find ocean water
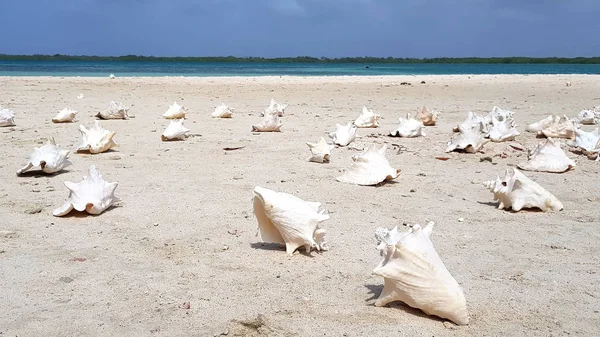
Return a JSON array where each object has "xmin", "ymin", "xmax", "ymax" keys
[{"xmin": 1, "ymin": 60, "xmax": 600, "ymax": 77}]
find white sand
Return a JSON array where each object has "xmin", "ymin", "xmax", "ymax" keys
[{"xmin": 0, "ymin": 75, "xmax": 599, "ymax": 336}]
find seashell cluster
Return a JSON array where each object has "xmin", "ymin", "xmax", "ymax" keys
[
  {"xmin": 76, "ymin": 120, "xmax": 118, "ymax": 154},
  {"xmin": 96, "ymin": 101, "xmax": 130, "ymax": 120},
  {"xmin": 161, "ymin": 119, "xmax": 190, "ymax": 141},
  {"xmin": 329, "ymin": 122, "xmax": 357, "ymax": 146},
  {"xmin": 354, "ymin": 106, "xmax": 381, "ymax": 128},
  {"xmin": 336, "ymin": 144, "xmax": 400, "ymax": 186},
  {"xmin": 52, "ymin": 107, "xmax": 77, "ymax": 123},
  {"xmin": 17, "ymin": 137, "xmax": 72, "ymax": 175},
  {"xmin": 0, "ymin": 108, "xmax": 16, "ymax": 127},
  {"xmin": 163, "ymin": 101, "xmax": 187, "ymax": 119},
  {"xmin": 517, "ymin": 138, "xmax": 575, "ymax": 173},
  {"xmin": 389, "ymin": 113, "xmax": 425, "ymax": 138},
  {"xmin": 306, "ymin": 137, "xmax": 334, "ymax": 163},
  {"xmin": 211, "ymin": 103, "xmax": 234, "ymax": 118}
]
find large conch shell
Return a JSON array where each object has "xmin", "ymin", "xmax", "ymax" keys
[
  {"xmin": 354, "ymin": 106, "xmax": 382, "ymax": 128},
  {"xmin": 0, "ymin": 108, "xmax": 16, "ymax": 127},
  {"xmin": 52, "ymin": 108, "xmax": 77, "ymax": 123},
  {"xmin": 526, "ymin": 115, "xmax": 554, "ymax": 133},
  {"xmin": 211, "ymin": 103, "xmax": 234, "ymax": 118},
  {"xmin": 96, "ymin": 101, "xmax": 130, "ymax": 120},
  {"xmin": 389, "ymin": 113, "xmax": 425, "ymax": 138},
  {"xmin": 538, "ymin": 115, "xmax": 576, "ymax": 139},
  {"xmin": 17, "ymin": 137, "xmax": 72, "ymax": 175},
  {"xmin": 568, "ymin": 128, "xmax": 600, "ymax": 161},
  {"xmin": 76, "ymin": 120, "xmax": 118, "ymax": 154},
  {"xmin": 252, "ymin": 110, "xmax": 282, "ymax": 132},
  {"xmin": 336, "ymin": 144, "xmax": 400, "ymax": 186},
  {"xmin": 482, "ymin": 168, "xmax": 563, "ymax": 212},
  {"xmin": 452, "ymin": 111, "xmax": 490, "ymax": 133},
  {"xmin": 329, "ymin": 122, "xmax": 357, "ymax": 146},
  {"xmin": 573, "ymin": 109, "xmax": 599, "ymax": 125},
  {"xmin": 260, "ymin": 99, "xmax": 287, "ymax": 117},
  {"xmin": 161, "ymin": 119, "xmax": 190, "ymax": 141},
  {"xmin": 446, "ymin": 123, "xmax": 489, "ymax": 153},
  {"xmin": 487, "ymin": 115, "xmax": 520, "ymax": 142},
  {"xmin": 306, "ymin": 137, "xmax": 334, "ymax": 163},
  {"xmin": 373, "ymin": 222, "xmax": 469, "ymax": 325},
  {"xmin": 163, "ymin": 101, "xmax": 187, "ymax": 119},
  {"xmin": 517, "ymin": 138, "xmax": 575, "ymax": 173},
  {"xmin": 53, "ymin": 165, "xmax": 119, "ymax": 217},
  {"xmin": 252, "ymin": 186, "xmax": 329, "ymax": 256},
  {"xmin": 416, "ymin": 106, "xmax": 438, "ymax": 126}
]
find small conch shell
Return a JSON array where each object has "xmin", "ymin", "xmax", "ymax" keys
[
  {"xmin": 77, "ymin": 93, "xmax": 85, "ymax": 99},
  {"xmin": 161, "ymin": 119, "xmax": 190, "ymax": 141},
  {"xmin": 109, "ymin": 74, "xmax": 116, "ymax": 79},
  {"xmin": 260, "ymin": 99, "xmax": 287, "ymax": 117},
  {"xmin": 573, "ymin": 109, "xmax": 599, "ymax": 125},
  {"xmin": 482, "ymin": 168, "xmax": 563, "ymax": 212},
  {"xmin": 336, "ymin": 144, "xmax": 400, "ymax": 186},
  {"xmin": 96, "ymin": 101, "xmax": 130, "ymax": 120},
  {"xmin": 211, "ymin": 103, "xmax": 234, "ymax": 118},
  {"xmin": 568, "ymin": 128, "xmax": 600, "ymax": 161},
  {"xmin": 446, "ymin": 123, "xmax": 489, "ymax": 153},
  {"xmin": 517, "ymin": 138, "xmax": 575, "ymax": 173},
  {"xmin": 0, "ymin": 108, "xmax": 16, "ymax": 127},
  {"xmin": 251, "ymin": 110, "xmax": 282, "ymax": 132},
  {"xmin": 52, "ymin": 108, "xmax": 77, "ymax": 123},
  {"xmin": 163, "ymin": 102, "xmax": 187, "ymax": 119},
  {"xmin": 329, "ymin": 122, "xmax": 357, "ymax": 146},
  {"xmin": 526, "ymin": 115, "xmax": 554, "ymax": 133},
  {"xmin": 17, "ymin": 137, "xmax": 72, "ymax": 175},
  {"xmin": 52, "ymin": 165, "xmax": 119, "ymax": 217},
  {"xmin": 252, "ymin": 186, "xmax": 330, "ymax": 256},
  {"xmin": 416, "ymin": 106, "xmax": 438, "ymax": 126},
  {"xmin": 538, "ymin": 115, "xmax": 576, "ymax": 139},
  {"xmin": 354, "ymin": 106, "xmax": 381, "ymax": 128},
  {"xmin": 76, "ymin": 120, "xmax": 118, "ymax": 154},
  {"xmin": 306, "ymin": 137, "xmax": 334, "ymax": 163},
  {"xmin": 389, "ymin": 113, "xmax": 425, "ymax": 138},
  {"xmin": 452, "ymin": 111, "xmax": 490, "ymax": 133},
  {"xmin": 487, "ymin": 115, "xmax": 520, "ymax": 142},
  {"xmin": 373, "ymin": 222, "xmax": 469, "ymax": 325}
]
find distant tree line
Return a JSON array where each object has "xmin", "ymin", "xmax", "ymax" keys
[{"xmin": 1, "ymin": 54, "xmax": 600, "ymax": 64}]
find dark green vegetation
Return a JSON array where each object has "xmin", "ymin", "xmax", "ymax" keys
[{"xmin": 1, "ymin": 54, "xmax": 600, "ymax": 64}]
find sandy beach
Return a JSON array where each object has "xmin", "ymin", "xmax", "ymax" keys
[{"xmin": 1, "ymin": 74, "xmax": 599, "ymax": 337}]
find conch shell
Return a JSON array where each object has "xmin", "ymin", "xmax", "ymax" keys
[
  {"xmin": 482, "ymin": 168, "xmax": 563, "ymax": 212},
  {"xmin": 17, "ymin": 137, "xmax": 72, "ymax": 175},
  {"xmin": 109, "ymin": 74, "xmax": 116, "ymax": 79},
  {"xmin": 252, "ymin": 110, "xmax": 282, "ymax": 132},
  {"xmin": 389, "ymin": 113, "xmax": 425, "ymax": 138},
  {"xmin": 568, "ymin": 128, "xmax": 600, "ymax": 161},
  {"xmin": 306, "ymin": 137, "xmax": 334, "ymax": 163},
  {"xmin": 52, "ymin": 108, "xmax": 77, "ymax": 123},
  {"xmin": 446, "ymin": 123, "xmax": 489, "ymax": 153},
  {"xmin": 252, "ymin": 186, "xmax": 329, "ymax": 256},
  {"xmin": 490, "ymin": 106, "xmax": 514, "ymax": 121},
  {"xmin": 573, "ymin": 109, "xmax": 599, "ymax": 125},
  {"xmin": 260, "ymin": 99, "xmax": 287, "ymax": 117},
  {"xmin": 77, "ymin": 93, "xmax": 85, "ymax": 99},
  {"xmin": 354, "ymin": 106, "xmax": 381, "ymax": 128},
  {"xmin": 336, "ymin": 144, "xmax": 400, "ymax": 186},
  {"xmin": 211, "ymin": 103, "xmax": 234, "ymax": 118},
  {"xmin": 163, "ymin": 101, "xmax": 187, "ymax": 119},
  {"xmin": 487, "ymin": 115, "xmax": 520, "ymax": 142},
  {"xmin": 373, "ymin": 222, "xmax": 469, "ymax": 325},
  {"xmin": 329, "ymin": 122, "xmax": 357, "ymax": 146},
  {"xmin": 416, "ymin": 106, "xmax": 438, "ymax": 126},
  {"xmin": 76, "ymin": 120, "xmax": 118, "ymax": 154},
  {"xmin": 538, "ymin": 115, "xmax": 576, "ymax": 139},
  {"xmin": 452, "ymin": 111, "xmax": 490, "ymax": 133},
  {"xmin": 161, "ymin": 119, "xmax": 190, "ymax": 141},
  {"xmin": 96, "ymin": 101, "xmax": 130, "ymax": 120},
  {"xmin": 517, "ymin": 138, "xmax": 575, "ymax": 173},
  {"xmin": 0, "ymin": 108, "xmax": 16, "ymax": 127},
  {"xmin": 526, "ymin": 115, "xmax": 554, "ymax": 133},
  {"xmin": 53, "ymin": 165, "xmax": 119, "ymax": 217}
]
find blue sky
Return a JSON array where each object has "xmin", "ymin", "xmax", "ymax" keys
[{"xmin": 1, "ymin": 0, "xmax": 599, "ymax": 58}]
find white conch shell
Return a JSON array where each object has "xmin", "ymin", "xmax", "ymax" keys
[
  {"xmin": 452, "ymin": 111, "xmax": 490, "ymax": 133},
  {"xmin": 416, "ymin": 106, "xmax": 438, "ymax": 126},
  {"xmin": 490, "ymin": 106, "xmax": 514, "ymax": 121},
  {"xmin": 17, "ymin": 137, "xmax": 72, "ymax": 175},
  {"xmin": 445, "ymin": 123, "xmax": 489, "ymax": 153},
  {"xmin": 251, "ymin": 110, "xmax": 282, "ymax": 132},
  {"xmin": 306, "ymin": 137, "xmax": 334, "ymax": 163},
  {"xmin": 373, "ymin": 222, "xmax": 469, "ymax": 325},
  {"xmin": 252, "ymin": 186, "xmax": 329, "ymax": 256},
  {"xmin": 211, "ymin": 103, "xmax": 234, "ymax": 118},
  {"xmin": 76, "ymin": 120, "xmax": 118, "ymax": 154},
  {"xmin": 96, "ymin": 101, "xmax": 130, "ymax": 120},
  {"xmin": 260, "ymin": 99, "xmax": 287, "ymax": 117},
  {"xmin": 161, "ymin": 119, "xmax": 190, "ymax": 141},
  {"xmin": 487, "ymin": 115, "xmax": 520, "ymax": 142},
  {"xmin": 538, "ymin": 115, "xmax": 576, "ymax": 139},
  {"xmin": 482, "ymin": 168, "xmax": 563, "ymax": 212},
  {"xmin": 0, "ymin": 108, "xmax": 16, "ymax": 127},
  {"xmin": 573, "ymin": 109, "xmax": 599, "ymax": 125},
  {"xmin": 109, "ymin": 74, "xmax": 116, "ymax": 79},
  {"xmin": 526, "ymin": 115, "xmax": 554, "ymax": 133},
  {"xmin": 329, "ymin": 122, "xmax": 357, "ymax": 146},
  {"xmin": 77, "ymin": 93, "xmax": 85, "ymax": 99},
  {"xmin": 336, "ymin": 144, "xmax": 400, "ymax": 186},
  {"xmin": 354, "ymin": 106, "xmax": 381, "ymax": 128},
  {"xmin": 568, "ymin": 128, "xmax": 600, "ymax": 161},
  {"xmin": 52, "ymin": 165, "xmax": 119, "ymax": 217},
  {"xmin": 163, "ymin": 101, "xmax": 187, "ymax": 119},
  {"xmin": 52, "ymin": 108, "xmax": 77, "ymax": 123},
  {"xmin": 389, "ymin": 113, "xmax": 425, "ymax": 138},
  {"xmin": 517, "ymin": 138, "xmax": 575, "ymax": 173}
]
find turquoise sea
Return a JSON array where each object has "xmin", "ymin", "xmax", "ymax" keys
[{"xmin": 1, "ymin": 60, "xmax": 600, "ymax": 77}]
